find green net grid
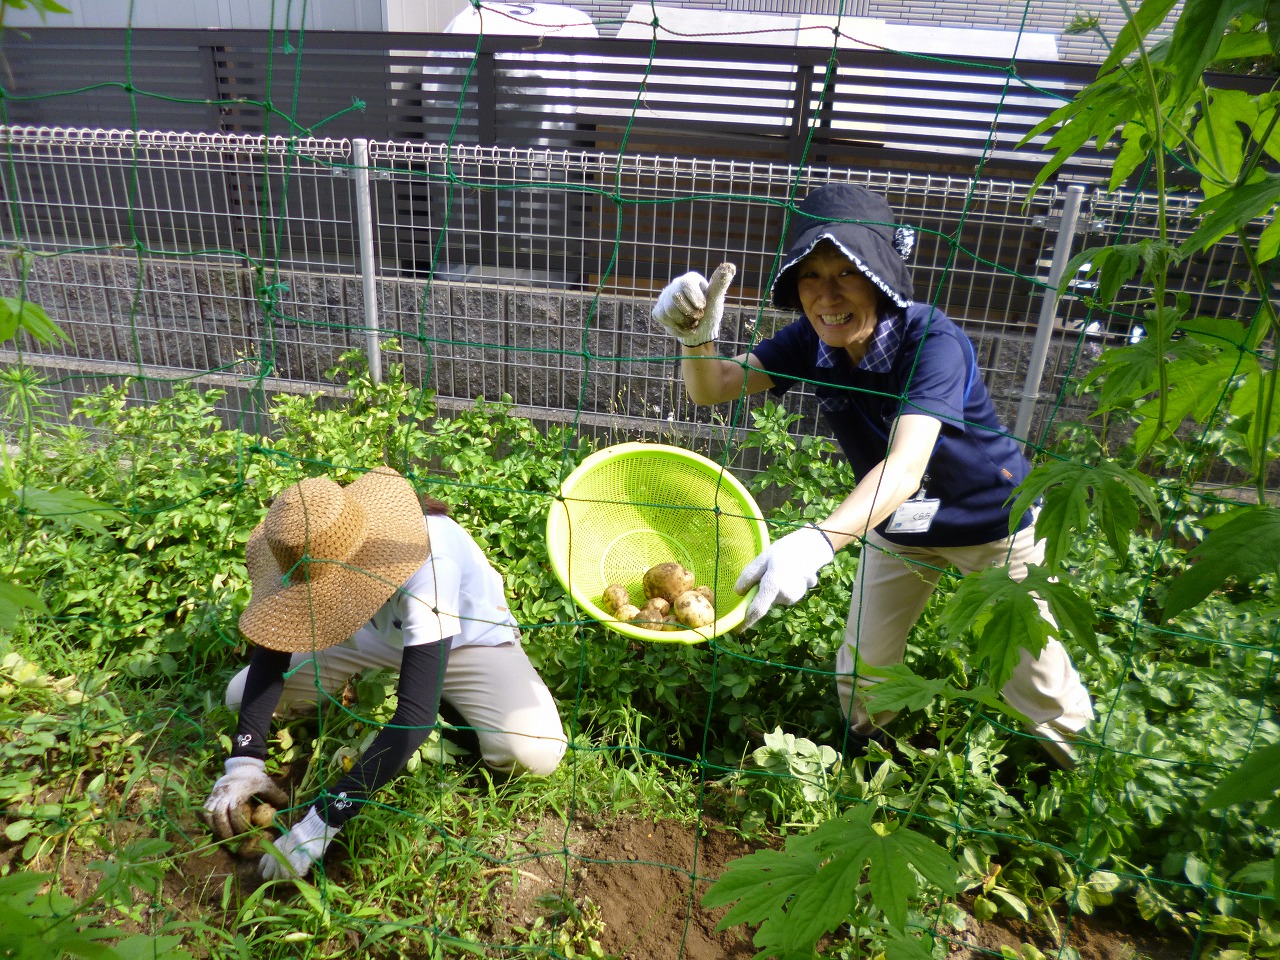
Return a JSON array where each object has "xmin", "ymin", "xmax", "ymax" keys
[{"xmin": 0, "ymin": 3, "xmax": 1277, "ymax": 958}]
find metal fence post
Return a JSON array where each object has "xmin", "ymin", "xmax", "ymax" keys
[
  {"xmin": 1013, "ymin": 182, "xmax": 1086, "ymax": 450},
  {"xmin": 352, "ymin": 138, "xmax": 381, "ymax": 385}
]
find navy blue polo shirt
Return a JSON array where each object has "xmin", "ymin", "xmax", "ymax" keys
[{"xmin": 752, "ymin": 304, "xmax": 1032, "ymax": 547}]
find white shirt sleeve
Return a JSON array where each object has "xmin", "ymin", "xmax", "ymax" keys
[{"xmin": 396, "ymin": 554, "xmax": 464, "ymax": 647}]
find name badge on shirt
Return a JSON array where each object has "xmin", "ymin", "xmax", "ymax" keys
[{"xmin": 886, "ymin": 483, "xmax": 939, "ymax": 535}]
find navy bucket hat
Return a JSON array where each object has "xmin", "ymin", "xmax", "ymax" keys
[{"xmin": 770, "ymin": 183, "xmax": 916, "ymax": 312}]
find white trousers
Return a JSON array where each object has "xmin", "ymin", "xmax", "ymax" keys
[
  {"xmin": 838, "ymin": 523, "xmax": 1094, "ymax": 736},
  {"xmin": 225, "ymin": 637, "xmax": 568, "ymax": 777}
]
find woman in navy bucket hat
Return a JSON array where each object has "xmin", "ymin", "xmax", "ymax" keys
[{"xmin": 650, "ymin": 182, "xmax": 1093, "ymax": 769}]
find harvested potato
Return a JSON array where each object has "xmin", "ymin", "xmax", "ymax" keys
[
  {"xmin": 634, "ymin": 598, "xmax": 671, "ymax": 629},
  {"xmin": 673, "ymin": 589, "xmax": 716, "ymax": 628},
  {"xmin": 643, "ymin": 562, "xmax": 695, "ymax": 603},
  {"xmin": 615, "ymin": 603, "xmax": 641, "ymax": 622},
  {"xmin": 251, "ymin": 803, "xmax": 277, "ymax": 829},
  {"xmin": 600, "ymin": 583, "xmax": 631, "ymax": 614},
  {"xmin": 695, "ymin": 584, "xmax": 715, "ymax": 604},
  {"xmin": 661, "ymin": 616, "xmax": 684, "ymax": 631},
  {"xmin": 238, "ymin": 836, "xmax": 264, "ymax": 859}
]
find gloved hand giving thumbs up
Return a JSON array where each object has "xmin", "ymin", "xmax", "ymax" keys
[{"xmin": 651, "ymin": 263, "xmax": 737, "ymax": 347}]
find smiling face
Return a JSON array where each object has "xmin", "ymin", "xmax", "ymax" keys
[{"xmin": 794, "ymin": 240, "xmax": 883, "ymax": 362}]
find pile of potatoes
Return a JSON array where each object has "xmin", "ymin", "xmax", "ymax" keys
[
  {"xmin": 234, "ymin": 801, "xmax": 278, "ymax": 858},
  {"xmin": 599, "ymin": 561, "xmax": 717, "ymax": 631}
]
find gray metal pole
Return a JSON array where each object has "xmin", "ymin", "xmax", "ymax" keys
[
  {"xmin": 1013, "ymin": 183, "xmax": 1086, "ymax": 450},
  {"xmin": 352, "ymin": 138, "xmax": 381, "ymax": 385}
]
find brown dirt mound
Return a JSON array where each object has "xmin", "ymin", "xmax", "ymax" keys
[{"xmin": 10, "ymin": 805, "xmax": 1196, "ymax": 960}]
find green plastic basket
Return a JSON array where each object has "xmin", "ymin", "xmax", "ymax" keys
[{"xmin": 546, "ymin": 442, "xmax": 770, "ymax": 643}]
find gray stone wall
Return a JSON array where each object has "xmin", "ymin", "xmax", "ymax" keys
[{"xmin": 6, "ymin": 252, "xmax": 1096, "ymax": 463}]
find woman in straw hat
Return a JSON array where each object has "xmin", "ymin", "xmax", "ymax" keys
[
  {"xmin": 650, "ymin": 182, "xmax": 1093, "ymax": 770},
  {"xmin": 202, "ymin": 466, "xmax": 567, "ymax": 880}
]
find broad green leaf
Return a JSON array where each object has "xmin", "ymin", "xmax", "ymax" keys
[
  {"xmin": 792, "ymin": 808, "xmax": 959, "ymax": 933},
  {"xmin": 854, "ymin": 663, "xmax": 948, "ymax": 715},
  {"xmin": 1098, "ymin": 0, "xmax": 1180, "ymax": 76},
  {"xmin": 1166, "ymin": 0, "xmax": 1259, "ymax": 105},
  {"xmin": 0, "ymin": 296, "xmax": 69, "ymax": 345},
  {"xmin": 1256, "ymin": 215, "xmax": 1280, "ymax": 263},
  {"xmin": 0, "ymin": 580, "xmax": 48, "ymax": 630},
  {"xmin": 1110, "ymin": 121, "xmax": 1155, "ymax": 191},
  {"xmin": 112, "ymin": 934, "xmax": 193, "ymax": 960},
  {"xmin": 1019, "ymin": 78, "xmax": 1143, "ymax": 194},
  {"xmin": 1129, "ymin": 352, "xmax": 1244, "ymax": 449},
  {"xmin": 885, "ymin": 929, "xmax": 938, "ymax": 960},
  {"xmin": 1090, "ymin": 242, "xmax": 1145, "ymax": 309},
  {"xmin": 943, "ymin": 566, "xmax": 1098, "ymax": 688},
  {"xmin": 1192, "ymin": 89, "xmax": 1254, "ymax": 196},
  {"xmin": 1180, "ymin": 174, "xmax": 1280, "ymax": 255},
  {"xmin": 1164, "ymin": 506, "xmax": 1280, "ymax": 618},
  {"xmin": 707, "ymin": 808, "xmax": 959, "ymax": 953},
  {"xmin": 705, "ymin": 844, "xmax": 850, "ymax": 954},
  {"xmin": 1204, "ymin": 741, "xmax": 1280, "ymax": 809},
  {"xmin": 1229, "ymin": 369, "xmax": 1280, "ymax": 478},
  {"xmin": 1214, "ymin": 30, "xmax": 1274, "ymax": 62},
  {"xmin": 15, "ymin": 486, "xmax": 116, "ymax": 536},
  {"xmin": 1007, "ymin": 459, "xmax": 1156, "ymax": 569},
  {"xmin": 950, "ymin": 684, "xmax": 1030, "ymax": 724},
  {"xmin": 1178, "ymin": 314, "xmax": 1252, "ymax": 350},
  {"xmin": 1080, "ymin": 340, "xmax": 1162, "ymax": 413}
]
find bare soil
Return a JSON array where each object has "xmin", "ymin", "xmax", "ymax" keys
[
  {"xmin": 13, "ymin": 805, "xmax": 1196, "ymax": 960},
  {"xmin": 479, "ymin": 814, "xmax": 1196, "ymax": 960}
]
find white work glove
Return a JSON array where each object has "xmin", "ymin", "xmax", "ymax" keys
[
  {"xmin": 734, "ymin": 524, "xmax": 836, "ymax": 629},
  {"xmin": 651, "ymin": 262, "xmax": 737, "ymax": 346},
  {"xmin": 202, "ymin": 756, "xmax": 290, "ymax": 840},
  {"xmin": 259, "ymin": 807, "xmax": 341, "ymax": 881}
]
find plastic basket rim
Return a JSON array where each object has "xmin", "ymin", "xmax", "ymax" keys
[{"xmin": 547, "ymin": 442, "xmax": 769, "ymax": 644}]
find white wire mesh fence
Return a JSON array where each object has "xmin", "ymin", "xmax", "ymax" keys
[{"xmin": 0, "ymin": 126, "xmax": 1261, "ymax": 473}]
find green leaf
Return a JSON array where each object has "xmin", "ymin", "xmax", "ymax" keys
[
  {"xmin": 1007, "ymin": 459, "xmax": 1156, "ymax": 569},
  {"xmin": 1230, "ymin": 369, "xmax": 1280, "ymax": 478},
  {"xmin": 942, "ymin": 567, "xmax": 1098, "ymax": 688},
  {"xmin": 855, "ymin": 663, "xmax": 948, "ymax": 716},
  {"xmin": 1079, "ymin": 339, "xmax": 1162, "ymax": 413},
  {"xmin": 1110, "ymin": 121, "xmax": 1155, "ymax": 191},
  {"xmin": 1097, "ymin": 0, "xmax": 1180, "ymax": 76},
  {"xmin": 885, "ymin": 929, "xmax": 939, "ymax": 960},
  {"xmin": 0, "ymin": 296, "xmax": 69, "ymax": 345},
  {"xmin": 0, "ymin": 580, "xmax": 48, "ymax": 629},
  {"xmin": 706, "ymin": 807, "xmax": 958, "ymax": 952},
  {"xmin": 1180, "ymin": 174, "xmax": 1280, "ymax": 255},
  {"xmin": 1214, "ymin": 30, "xmax": 1274, "ymax": 61},
  {"xmin": 1018, "ymin": 77, "xmax": 1142, "ymax": 194},
  {"xmin": 15, "ymin": 486, "xmax": 116, "ymax": 536},
  {"xmin": 1164, "ymin": 506, "xmax": 1280, "ymax": 618},
  {"xmin": 1255, "ymin": 209, "xmax": 1280, "ymax": 263},
  {"xmin": 1204, "ymin": 741, "xmax": 1280, "ymax": 809},
  {"xmin": 1129, "ymin": 350, "xmax": 1245, "ymax": 449},
  {"xmin": 1061, "ymin": 238, "xmax": 1177, "ymax": 311},
  {"xmin": 1166, "ymin": 0, "xmax": 1260, "ymax": 104},
  {"xmin": 1192, "ymin": 89, "xmax": 1254, "ymax": 196}
]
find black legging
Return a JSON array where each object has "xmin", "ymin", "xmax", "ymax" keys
[{"xmin": 229, "ymin": 639, "xmax": 453, "ymax": 827}]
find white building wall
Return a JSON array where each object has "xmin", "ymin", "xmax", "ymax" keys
[
  {"xmin": 12, "ymin": 0, "xmax": 1181, "ymax": 63},
  {"xmin": 2, "ymin": 0, "xmax": 464, "ymax": 30}
]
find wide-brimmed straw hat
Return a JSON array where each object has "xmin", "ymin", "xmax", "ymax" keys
[
  {"xmin": 770, "ymin": 182, "xmax": 916, "ymax": 312},
  {"xmin": 239, "ymin": 467, "xmax": 430, "ymax": 653}
]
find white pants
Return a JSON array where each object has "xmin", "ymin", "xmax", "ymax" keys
[
  {"xmin": 225, "ymin": 637, "xmax": 568, "ymax": 777},
  {"xmin": 839, "ymin": 523, "xmax": 1094, "ymax": 736}
]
